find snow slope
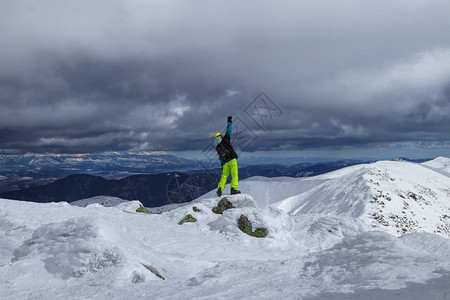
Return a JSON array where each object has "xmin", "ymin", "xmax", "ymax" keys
[
  {"xmin": 422, "ymin": 156, "xmax": 450, "ymax": 176},
  {"xmin": 273, "ymin": 160, "xmax": 450, "ymax": 237},
  {"xmin": 196, "ymin": 175, "xmax": 329, "ymax": 207},
  {"xmin": 1, "ymin": 158, "xmax": 450, "ymax": 299}
]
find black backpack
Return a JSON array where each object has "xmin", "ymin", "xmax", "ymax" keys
[{"xmin": 216, "ymin": 143, "xmax": 232, "ymax": 162}]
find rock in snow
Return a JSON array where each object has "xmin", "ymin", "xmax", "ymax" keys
[{"xmin": 1, "ymin": 158, "xmax": 450, "ymax": 299}]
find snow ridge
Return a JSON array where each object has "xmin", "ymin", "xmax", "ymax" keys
[{"xmin": 273, "ymin": 160, "xmax": 450, "ymax": 238}]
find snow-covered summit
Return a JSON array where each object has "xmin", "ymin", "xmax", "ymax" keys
[
  {"xmin": 422, "ymin": 156, "xmax": 450, "ymax": 175},
  {"xmin": 423, "ymin": 156, "xmax": 450, "ymax": 168},
  {"xmin": 1, "ymin": 158, "xmax": 450, "ymax": 299},
  {"xmin": 273, "ymin": 160, "xmax": 450, "ymax": 237},
  {"xmin": 205, "ymin": 159, "xmax": 449, "ymax": 238}
]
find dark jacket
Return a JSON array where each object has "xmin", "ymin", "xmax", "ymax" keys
[{"xmin": 216, "ymin": 121, "xmax": 238, "ymax": 166}]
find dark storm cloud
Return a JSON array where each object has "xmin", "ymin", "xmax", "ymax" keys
[{"xmin": 1, "ymin": 0, "xmax": 450, "ymax": 154}]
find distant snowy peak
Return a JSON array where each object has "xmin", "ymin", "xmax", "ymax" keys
[
  {"xmin": 274, "ymin": 160, "xmax": 450, "ymax": 238},
  {"xmin": 422, "ymin": 156, "xmax": 450, "ymax": 167},
  {"xmin": 422, "ymin": 156, "xmax": 450, "ymax": 175}
]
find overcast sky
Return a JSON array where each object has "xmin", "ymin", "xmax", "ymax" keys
[{"xmin": 1, "ymin": 0, "xmax": 450, "ymax": 159}]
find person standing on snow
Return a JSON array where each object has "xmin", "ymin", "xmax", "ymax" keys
[{"xmin": 214, "ymin": 116, "xmax": 241, "ymax": 197}]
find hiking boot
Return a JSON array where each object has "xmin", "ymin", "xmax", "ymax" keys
[
  {"xmin": 230, "ymin": 188, "xmax": 241, "ymax": 195},
  {"xmin": 216, "ymin": 188, "xmax": 222, "ymax": 197}
]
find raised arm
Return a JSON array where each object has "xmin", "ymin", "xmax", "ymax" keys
[{"xmin": 226, "ymin": 116, "xmax": 232, "ymax": 137}]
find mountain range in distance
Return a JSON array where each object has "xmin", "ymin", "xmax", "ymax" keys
[
  {"xmin": 0, "ymin": 152, "xmax": 432, "ymax": 208},
  {"xmin": 0, "ymin": 161, "xmax": 374, "ymax": 207},
  {"xmin": 0, "ymin": 172, "xmax": 219, "ymax": 208},
  {"xmin": 0, "ymin": 152, "xmax": 198, "ymax": 193},
  {"xmin": 0, "ymin": 151, "xmax": 430, "ymax": 195}
]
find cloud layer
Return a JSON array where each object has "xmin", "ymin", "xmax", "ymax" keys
[{"xmin": 1, "ymin": 0, "xmax": 450, "ymax": 154}]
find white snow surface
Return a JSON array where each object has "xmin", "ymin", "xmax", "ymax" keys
[
  {"xmin": 70, "ymin": 196, "xmax": 130, "ymax": 207},
  {"xmin": 1, "ymin": 158, "xmax": 450, "ymax": 299},
  {"xmin": 273, "ymin": 160, "xmax": 450, "ymax": 238},
  {"xmin": 422, "ymin": 156, "xmax": 450, "ymax": 176}
]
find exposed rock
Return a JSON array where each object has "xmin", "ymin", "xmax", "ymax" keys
[
  {"xmin": 136, "ymin": 204, "xmax": 150, "ymax": 214},
  {"xmin": 252, "ymin": 228, "xmax": 269, "ymax": 238},
  {"xmin": 192, "ymin": 206, "xmax": 201, "ymax": 213},
  {"xmin": 141, "ymin": 263, "xmax": 165, "ymax": 280},
  {"xmin": 238, "ymin": 214, "xmax": 253, "ymax": 233},
  {"xmin": 212, "ymin": 198, "xmax": 235, "ymax": 214},
  {"xmin": 238, "ymin": 215, "xmax": 268, "ymax": 238},
  {"xmin": 131, "ymin": 271, "xmax": 145, "ymax": 283},
  {"xmin": 178, "ymin": 214, "xmax": 197, "ymax": 225}
]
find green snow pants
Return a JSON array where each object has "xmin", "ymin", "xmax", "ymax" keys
[{"xmin": 218, "ymin": 158, "xmax": 238, "ymax": 192}]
